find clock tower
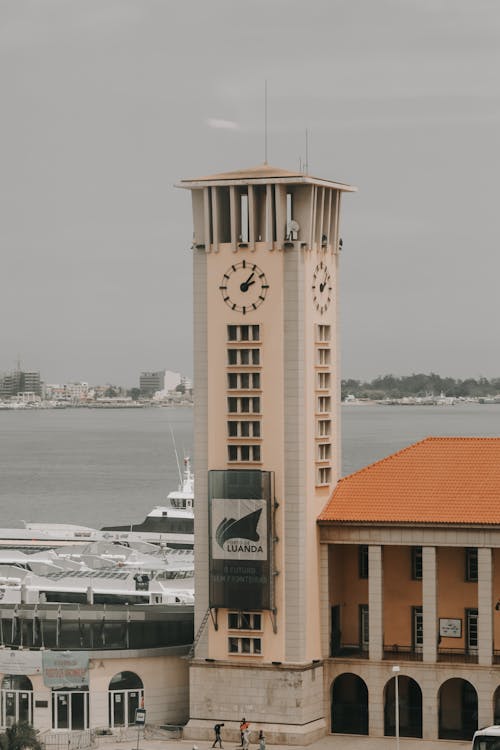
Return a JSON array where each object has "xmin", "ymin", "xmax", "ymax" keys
[{"xmin": 177, "ymin": 164, "xmax": 354, "ymax": 744}]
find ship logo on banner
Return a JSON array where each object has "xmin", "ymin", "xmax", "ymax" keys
[
  {"xmin": 211, "ymin": 499, "xmax": 267, "ymax": 560},
  {"xmin": 216, "ymin": 507, "xmax": 262, "ymax": 549}
]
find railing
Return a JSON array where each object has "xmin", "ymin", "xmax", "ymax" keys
[
  {"xmin": 40, "ymin": 730, "xmax": 95, "ymax": 750},
  {"xmin": 437, "ymin": 647, "xmax": 478, "ymax": 664},
  {"xmin": 383, "ymin": 644, "xmax": 423, "ymax": 662},
  {"xmin": 330, "ymin": 643, "xmax": 369, "ymax": 659}
]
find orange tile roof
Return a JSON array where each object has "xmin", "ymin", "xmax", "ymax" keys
[{"xmin": 318, "ymin": 437, "xmax": 500, "ymax": 526}]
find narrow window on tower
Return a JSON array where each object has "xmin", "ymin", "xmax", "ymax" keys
[
  {"xmin": 227, "ymin": 421, "xmax": 238, "ymax": 437},
  {"xmin": 318, "ymin": 348, "xmax": 331, "ymax": 366},
  {"xmin": 240, "ymin": 193, "xmax": 249, "ymax": 243}
]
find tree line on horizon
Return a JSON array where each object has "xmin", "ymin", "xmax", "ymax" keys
[{"xmin": 341, "ymin": 373, "xmax": 500, "ymax": 401}]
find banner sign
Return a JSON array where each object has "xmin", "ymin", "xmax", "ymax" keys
[
  {"xmin": 439, "ymin": 618, "xmax": 462, "ymax": 638},
  {"xmin": 209, "ymin": 470, "xmax": 273, "ymax": 610},
  {"xmin": 42, "ymin": 651, "xmax": 89, "ymax": 688},
  {"xmin": 0, "ymin": 649, "xmax": 42, "ymax": 675}
]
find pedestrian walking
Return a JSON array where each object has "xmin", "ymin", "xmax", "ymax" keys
[
  {"xmin": 242, "ymin": 727, "xmax": 249, "ymax": 750},
  {"xmin": 258, "ymin": 730, "xmax": 265, "ymax": 750},
  {"xmin": 212, "ymin": 722, "xmax": 224, "ymax": 749},
  {"xmin": 239, "ymin": 718, "xmax": 249, "ymax": 747}
]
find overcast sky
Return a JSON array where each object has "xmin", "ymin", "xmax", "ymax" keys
[{"xmin": 1, "ymin": 0, "xmax": 499, "ymax": 386}]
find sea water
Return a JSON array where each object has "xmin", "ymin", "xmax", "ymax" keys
[{"xmin": 0, "ymin": 403, "xmax": 499, "ymax": 528}]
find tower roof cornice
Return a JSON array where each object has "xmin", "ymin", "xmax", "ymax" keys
[{"xmin": 176, "ymin": 163, "xmax": 356, "ymax": 191}]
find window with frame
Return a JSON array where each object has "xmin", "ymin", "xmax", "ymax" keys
[
  {"xmin": 466, "ymin": 608, "xmax": 478, "ymax": 651},
  {"xmin": 317, "ymin": 419, "xmax": 331, "ymax": 437},
  {"xmin": 228, "ymin": 444, "xmax": 261, "ymax": 462},
  {"xmin": 317, "ymin": 442, "xmax": 331, "ymax": 461},
  {"xmin": 411, "ymin": 547, "xmax": 423, "ymax": 580},
  {"xmin": 466, "ymin": 548, "xmax": 478, "ymax": 582},
  {"xmin": 228, "ymin": 636, "xmax": 262, "ymax": 655},
  {"xmin": 317, "ymin": 324, "xmax": 331, "ymax": 342},
  {"xmin": 227, "ymin": 397, "xmax": 261, "ymax": 414},
  {"xmin": 228, "ymin": 612, "xmax": 262, "ymax": 630},
  {"xmin": 358, "ymin": 545, "xmax": 368, "ymax": 579},
  {"xmin": 317, "ymin": 396, "xmax": 331, "ymax": 413},
  {"xmin": 227, "ymin": 421, "xmax": 261, "ymax": 438},
  {"xmin": 227, "ymin": 325, "xmax": 260, "ymax": 342},
  {"xmin": 317, "ymin": 466, "xmax": 331, "ymax": 485},
  {"xmin": 317, "ymin": 372, "xmax": 331, "ymax": 390},
  {"xmin": 412, "ymin": 606, "xmax": 423, "ymax": 650},
  {"xmin": 317, "ymin": 348, "xmax": 331, "ymax": 366},
  {"xmin": 227, "ymin": 349, "xmax": 260, "ymax": 366},
  {"xmin": 359, "ymin": 604, "xmax": 369, "ymax": 650},
  {"xmin": 227, "ymin": 373, "xmax": 261, "ymax": 390}
]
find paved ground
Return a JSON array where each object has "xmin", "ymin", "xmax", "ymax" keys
[{"xmin": 97, "ymin": 734, "xmax": 470, "ymax": 750}]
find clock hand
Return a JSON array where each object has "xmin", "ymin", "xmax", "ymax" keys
[{"xmin": 240, "ymin": 273, "xmax": 256, "ymax": 293}]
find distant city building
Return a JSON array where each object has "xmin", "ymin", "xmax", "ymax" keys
[
  {"xmin": 139, "ymin": 370, "xmax": 184, "ymax": 397},
  {"xmin": 0, "ymin": 370, "xmax": 41, "ymax": 398},
  {"xmin": 139, "ymin": 370, "xmax": 166, "ymax": 397},
  {"xmin": 46, "ymin": 382, "xmax": 90, "ymax": 402},
  {"xmin": 164, "ymin": 370, "xmax": 182, "ymax": 392}
]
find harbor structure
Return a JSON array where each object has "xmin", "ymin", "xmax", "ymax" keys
[{"xmin": 177, "ymin": 163, "xmax": 355, "ymax": 743}]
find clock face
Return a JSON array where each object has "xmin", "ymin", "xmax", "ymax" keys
[
  {"xmin": 219, "ymin": 260, "xmax": 269, "ymax": 314},
  {"xmin": 312, "ymin": 261, "xmax": 333, "ymax": 314}
]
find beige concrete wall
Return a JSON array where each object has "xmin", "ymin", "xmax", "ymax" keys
[
  {"xmin": 383, "ymin": 546, "xmax": 422, "ymax": 646},
  {"xmin": 186, "ymin": 661, "xmax": 326, "ymax": 744},
  {"xmin": 437, "ymin": 547, "xmax": 477, "ymax": 652},
  {"xmin": 0, "ymin": 652, "xmax": 189, "ymax": 732},
  {"xmin": 329, "ymin": 544, "xmax": 368, "ymax": 646}
]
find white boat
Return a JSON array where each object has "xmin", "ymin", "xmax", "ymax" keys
[
  {"xmin": 1, "ymin": 458, "xmax": 195, "ymax": 549},
  {"xmin": 101, "ymin": 456, "xmax": 194, "ymax": 547},
  {"xmin": 0, "ymin": 539, "xmax": 194, "ymax": 607}
]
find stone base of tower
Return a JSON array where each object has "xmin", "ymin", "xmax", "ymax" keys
[{"xmin": 183, "ymin": 660, "xmax": 327, "ymax": 746}]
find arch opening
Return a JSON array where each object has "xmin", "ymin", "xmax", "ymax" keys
[{"xmin": 331, "ymin": 673, "xmax": 368, "ymax": 735}]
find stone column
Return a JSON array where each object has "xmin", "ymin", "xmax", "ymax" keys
[
  {"xmin": 421, "ymin": 546, "xmax": 437, "ymax": 740},
  {"xmin": 422, "ymin": 546, "xmax": 437, "ymax": 663},
  {"xmin": 478, "ymin": 547, "xmax": 493, "ymax": 668},
  {"xmin": 319, "ymin": 542, "xmax": 330, "ymax": 658},
  {"xmin": 368, "ymin": 545, "xmax": 383, "ymax": 661}
]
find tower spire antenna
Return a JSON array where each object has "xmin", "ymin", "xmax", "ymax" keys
[
  {"xmin": 264, "ymin": 80, "xmax": 268, "ymax": 165},
  {"xmin": 305, "ymin": 128, "xmax": 309, "ymax": 175}
]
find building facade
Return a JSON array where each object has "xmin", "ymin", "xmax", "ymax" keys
[
  {"xmin": 0, "ymin": 370, "xmax": 41, "ymax": 398},
  {"xmin": 177, "ymin": 164, "xmax": 354, "ymax": 743},
  {"xmin": 139, "ymin": 371, "xmax": 166, "ymax": 397},
  {"xmin": 319, "ymin": 437, "xmax": 500, "ymax": 742}
]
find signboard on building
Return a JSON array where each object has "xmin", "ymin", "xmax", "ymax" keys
[
  {"xmin": 209, "ymin": 470, "xmax": 273, "ymax": 610},
  {"xmin": 42, "ymin": 651, "xmax": 89, "ymax": 688},
  {"xmin": 439, "ymin": 618, "xmax": 462, "ymax": 638},
  {"xmin": 0, "ymin": 649, "xmax": 42, "ymax": 675}
]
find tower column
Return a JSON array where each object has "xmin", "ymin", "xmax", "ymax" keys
[{"xmin": 178, "ymin": 163, "xmax": 354, "ymax": 745}]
